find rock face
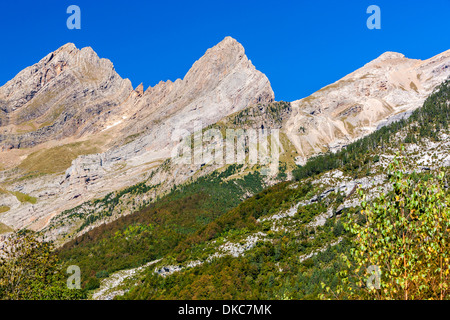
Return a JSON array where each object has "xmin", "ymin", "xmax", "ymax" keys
[
  {"xmin": 0, "ymin": 43, "xmax": 133, "ymax": 150},
  {"xmin": 0, "ymin": 36, "xmax": 274, "ymax": 233},
  {"xmin": 285, "ymin": 49, "xmax": 450, "ymax": 164},
  {"xmin": 115, "ymin": 36, "xmax": 275, "ymax": 155}
]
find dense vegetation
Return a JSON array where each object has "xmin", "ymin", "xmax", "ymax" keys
[
  {"xmin": 58, "ymin": 165, "xmax": 265, "ymax": 289},
  {"xmin": 122, "ymin": 237, "xmax": 352, "ymax": 300},
  {"xmin": 120, "ymin": 80, "xmax": 450, "ymax": 300},
  {"xmin": 170, "ymin": 180, "xmax": 315, "ymax": 263},
  {"xmin": 0, "ymin": 231, "xmax": 86, "ymax": 300},
  {"xmin": 121, "ymin": 160, "xmax": 450, "ymax": 300},
  {"xmin": 121, "ymin": 180, "xmax": 350, "ymax": 300},
  {"xmin": 327, "ymin": 155, "xmax": 450, "ymax": 300}
]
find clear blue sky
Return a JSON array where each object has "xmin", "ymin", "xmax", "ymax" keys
[{"xmin": 0, "ymin": 0, "xmax": 449, "ymax": 102}]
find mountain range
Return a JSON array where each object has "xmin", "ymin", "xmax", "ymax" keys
[{"xmin": 0, "ymin": 38, "xmax": 450, "ymax": 299}]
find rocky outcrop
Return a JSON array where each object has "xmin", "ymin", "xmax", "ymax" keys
[
  {"xmin": 112, "ymin": 36, "xmax": 275, "ymax": 155},
  {"xmin": 92, "ymin": 259, "xmax": 161, "ymax": 300}
]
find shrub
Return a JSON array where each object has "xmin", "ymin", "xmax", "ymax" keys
[{"xmin": 95, "ymin": 270, "xmax": 109, "ymax": 279}]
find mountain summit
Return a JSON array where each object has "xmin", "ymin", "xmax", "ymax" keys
[
  {"xmin": 285, "ymin": 49, "xmax": 450, "ymax": 164},
  {"xmin": 0, "ymin": 43, "xmax": 133, "ymax": 149}
]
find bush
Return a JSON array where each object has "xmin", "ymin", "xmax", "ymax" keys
[
  {"xmin": 333, "ymin": 220, "xmax": 344, "ymax": 237},
  {"xmin": 84, "ymin": 277, "xmax": 100, "ymax": 291},
  {"xmin": 95, "ymin": 270, "xmax": 109, "ymax": 279}
]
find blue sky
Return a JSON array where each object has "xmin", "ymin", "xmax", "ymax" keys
[{"xmin": 0, "ymin": 0, "xmax": 449, "ymax": 102}]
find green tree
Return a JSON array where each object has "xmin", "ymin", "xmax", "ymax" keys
[
  {"xmin": 0, "ymin": 231, "xmax": 86, "ymax": 300},
  {"xmin": 327, "ymin": 155, "xmax": 450, "ymax": 299}
]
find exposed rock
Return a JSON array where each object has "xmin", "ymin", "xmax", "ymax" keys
[
  {"xmin": 0, "ymin": 37, "xmax": 274, "ymax": 235},
  {"xmin": 92, "ymin": 259, "xmax": 161, "ymax": 300},
  {"xmin": 0, "ymin": 43, "xmax": 133, "ymax": 149},
  {"xmin": 285, "ymin": 49, "xmax": 450, "ymax": 164},
  {"xmin": 298, "ymin": 237, "xmax": 343, "ymax": 263}
]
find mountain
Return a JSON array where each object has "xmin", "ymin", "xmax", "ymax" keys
[
  {"xmin": 286, "ymin": 49, "xmax": 450, "ymax": 164},
  {"xmin": 0, "ymin": 43, "xmax": 133, "ymax": 150},
  {"xmin": 64, "ymin": 79, "xmax": 450, "ymax": 300},
  {"xmin": 0, "ymin": 37, "xmax": 449, "ymax": 247},
  {"xmin": 0, "ymin": 37, "xmax": 274, "ymax": 234}
]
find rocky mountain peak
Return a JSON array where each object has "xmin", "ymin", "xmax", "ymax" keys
[
  {"xmin": 134, "ymin": 83, "xmax": 144, "ymax": 97},
  {"xmin": 209, "ymin": 36, "xmax": 244, "ymax": 53},
  {"xmin": 213, "ymin": 36, "xmax": 245, "ymax": 60},
  {"xmin": 128, "ymin": 36, "xmax": 274, "ymax": 138},
  {"xmin": 182, "ymin": 36, "xmax": 258, "ymax": 92},
  {"xmin": 0, "ymin": 42, "xmax": 133, "ymax": 149}
]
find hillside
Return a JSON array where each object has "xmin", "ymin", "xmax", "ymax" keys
[
  {"xmin": 1, "ymin": 37, "xmax": 449, "ymax": 300},
  {"xmin": 57, "ymin": 79, "xmax": 450, "ymax": 299},
  {"xmin": 118, "ymin": 80, "xmax": 450, "ymax": 300}
]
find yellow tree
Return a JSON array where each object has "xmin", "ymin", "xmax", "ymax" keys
[{"xmin": 324, "ymin": 155, "xmax": 450, "ymax": 299}]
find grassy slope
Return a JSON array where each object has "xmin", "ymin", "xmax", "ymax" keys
[
  {"xmin": 0, "ymin": 222, "xmax": 13, "ymax": 234},
  {"xmin": 18, "ymin": 141, "xmax": 102, "ymax": 175}
]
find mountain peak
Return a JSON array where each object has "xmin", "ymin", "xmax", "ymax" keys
[
  {"xmin": 182, "ymin": 36, "xmax": 266, "ymax": 92},
  {"xmin": 58, "ymin": 42, "xmax": 77, "ymax": 50},
  {"xmin": 216, "ymin": 36, "xmax": 243, "ymax": 49},
  {"xmin": 0, "ymin": 41, "xmax": 133, "ymax": 149},
  {"xmin": 200, "ymin": 36, "xmax": 246, "ymax": 62},
  {"xmin": 374, "ymin": 51, "xmax": 406, "ymax": 62}
]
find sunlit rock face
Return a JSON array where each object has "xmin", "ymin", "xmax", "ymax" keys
[{"xmin": 285, "ymin": 49, "xmax": 450, "ymax": 164}]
